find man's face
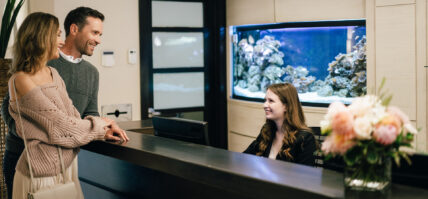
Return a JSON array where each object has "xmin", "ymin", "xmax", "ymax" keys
[{"xmin": 74, "ymin": 17, "xmax": 103, "ymax": 56}]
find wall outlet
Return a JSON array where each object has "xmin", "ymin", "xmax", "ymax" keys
[{"xmin": 101, "ymin": 103, "xmax": 132, "ymax": 122}]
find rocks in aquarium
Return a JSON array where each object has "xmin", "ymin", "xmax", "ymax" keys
[
  {"xmin": 247, "ymin": 74, "xmax": 261, "ymax": 92},
  {"xmin": 309, "ymin": 80, "xmax": 325, "ymax": 92},
  {"xmin": 283, "ymin": 76, "xmax": 294, "ymax": 84},
  {"xmin": 248, "ymin": 35, "xmax": 255, "ymax": 44},
  {"xmin": 321, "ymin": 35, "xmax": 367, "ymax": 97},
  {"xmin": 327, "ymin": 76, "xmax": 350, "ymax": 89},
  {"xmin": 261, "ymin": 77, "xmax": 270, "ymax": 92},
  {"xmin": 248, "ymin": 65, "xmax": 261, "ymax": 77},
  {"xmin": 295, "ymin": 66, "xmax": 309, "ymax": 78},
  {"xmin": 233, "ymin": 35, "xmax": 285, "ymax": 92},
  {"xmin": 317, "ymin": 85, "xmax": 333, "ymax": 97},
  {"xmin": 268, "ymin": 52, "xmax": 284, "ymax": 66},
  {"xmin": 293, "ymin": 76, "xmax": 316, "ymax": 93},
  {"xmin": 238, "ymin": 80, "xmax": 247, "ymax": 88},
  {"xmin": 334, "ymin": 89, "xmax": 348, "ymax": 98},
  {"xmin": 284, "ymin": 65, "xmax": 295, "ymax": 77},
  {"xmin": 234, "ymin": 64, "xmax": 245, "ymax": 78},
  {"xmin": 264, "ymin": 65, "xmax": 286, "ymax": 81},
  {"xmin": 283, "ymin": 65, "xmax": 315, "ymax": 93}
]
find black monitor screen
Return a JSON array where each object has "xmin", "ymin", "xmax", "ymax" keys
[{"xmin": 152, "ymin": 116, "xmax": 209, "ymax": 146}]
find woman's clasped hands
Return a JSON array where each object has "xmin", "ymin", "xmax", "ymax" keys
[{"xmin": 102, "ymin": 118, "xmax": 130, "ymax": 142}]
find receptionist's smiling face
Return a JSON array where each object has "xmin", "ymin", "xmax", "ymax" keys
[{"xmin": 264, "ymin": 89, "xmax": 286, "ymax": 122}]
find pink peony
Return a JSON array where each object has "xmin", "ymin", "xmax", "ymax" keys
[
  {"xmin": 331, "ymin": 110, "xmax": 355, "ymax": 139},
  {"xmin": 373, "ymin": 124, "xmax": 399, "ymax": 145},
  {"xmin": 378, "ymin": 114, "xmax": 401, "ymax": 132},
  {"xmin": 321, "ymin": 133, "xmax": 356, "ymax": 155}
]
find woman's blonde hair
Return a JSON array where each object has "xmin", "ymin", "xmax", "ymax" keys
[
  {"xmin": 257, "ymin": 83, "xmax": 311, "ymax": 159},
  {"xmin": 9, "ymin": 12, "xmax": 59, "ymax": 74}
]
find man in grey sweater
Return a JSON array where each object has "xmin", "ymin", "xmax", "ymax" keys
[{"xmin": 1, "ymin": 7, "xmax": 128, "ymax": 199}]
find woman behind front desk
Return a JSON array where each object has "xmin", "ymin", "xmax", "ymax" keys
[
  {"xmin": 244, "ymin": 83, "xmax": 316, "ymax": 166},
  {"xmin": 8, "ymin": 12, "xmax": 128, "ymax": 199}
]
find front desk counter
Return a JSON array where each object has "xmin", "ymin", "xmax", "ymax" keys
[{"xmin": 78, "ymin": 121, "xmax": 428, "ymax": 199}]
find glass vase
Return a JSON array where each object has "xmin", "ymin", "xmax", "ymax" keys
[{"xmin": 344, "ymin": 157, "xmax": 392, "ymax": 191}]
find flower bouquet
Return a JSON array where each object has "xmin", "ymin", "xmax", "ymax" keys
[{"xmin": 320, "ymin": 82, "xmax": 418, "ymax": 191}]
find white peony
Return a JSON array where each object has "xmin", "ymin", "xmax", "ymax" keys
[
  {"xmin": 320, "ymin": 119, "xmax": 331, "ymax": 133},
  {"xmin": 348, "ymin": 95, "xmax": 378, "ymax": 118},
  {"xmin": 403, "ymin": 123, "xmax": 418, "ymax": 135},
  {"xmin": 353, "ymin": 116, "xmax": 373, "ymax": 139},
  {"xmin": 371, "ymin": 103, "xmax": 387, "ymax": 124}
]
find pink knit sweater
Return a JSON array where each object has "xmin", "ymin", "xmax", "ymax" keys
[{"xmin": 9, "ymin": 67, "xmax": 107, "ymax": 177}]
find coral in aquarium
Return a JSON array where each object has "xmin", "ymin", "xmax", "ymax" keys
[
  {"xmin": 318, "ymin": 36, "xmax": 367, "ymax": 97},
  {"xmin": 233, "ymin": 35, "xmax": 286, "ymax": 92},
  {"xmin": 233, "ymin": 31, "xmax": 367, "ymax": 102},
  {"xmin": 283, "ymin": 65, "xmax": 316, "ymax": 93}
]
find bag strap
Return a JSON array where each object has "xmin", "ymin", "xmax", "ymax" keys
[{"xmin": 12, "ymin": 77, "xmax": 68, "ymax": 193}]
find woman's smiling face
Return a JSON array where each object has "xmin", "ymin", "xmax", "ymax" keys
[{"xmin": 264, "ymin": 89, "xmax": 286, "ymax": 123}]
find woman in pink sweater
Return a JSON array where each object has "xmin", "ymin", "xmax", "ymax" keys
[{"xmin": 7, "ymin": 12, "xmax": 129, "ymax": 199}]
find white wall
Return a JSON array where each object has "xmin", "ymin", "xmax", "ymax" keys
[{"xmin": 28, "ymin": 0, "xmax": 141, "ymax": 120}]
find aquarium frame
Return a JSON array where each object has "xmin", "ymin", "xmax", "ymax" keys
[
  {"xmin": 233, "ymin": 19, "xmax": 365, "ymax": 32},
  {"xmin": 231, "ymin": 19, "xmax": 366, "ymax": 108}
]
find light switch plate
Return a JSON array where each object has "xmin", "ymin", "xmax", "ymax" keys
[
  {"xmin": 102, "ymin": 51, "xmax": 115, "ymax": 67},
  {"xmin": 101, "ymin": 103, "xmax": 132, "ymax": 122},
  {"xmin": 128, "ymin": 49, "xmax": 137, "ymax": 65}
]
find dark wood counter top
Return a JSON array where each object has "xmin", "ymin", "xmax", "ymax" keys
[
  {"xmin": 81, "ymin": 130, "xmax": 428, "ymax": 199},
  {"xmin": 117, "ymin": 120, "xmax": 154, "ymax": 134}
]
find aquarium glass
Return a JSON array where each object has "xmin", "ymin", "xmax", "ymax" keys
[{"xmin": 231, "ymin": 20, "xmax": 367, "ymax": 106}]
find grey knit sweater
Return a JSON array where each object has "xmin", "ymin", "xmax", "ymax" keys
[
  {"xmin": 49, "ymin": 56, "xmax": 100, "ymax": 118},
  {"xmin": 9, "ymin": 67, "xmax": 107, "ymax": 177}
]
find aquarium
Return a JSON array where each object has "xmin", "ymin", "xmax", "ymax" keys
[{"xmin": 231, "ymin": 20, "xmax": 367, "ymax": 106}]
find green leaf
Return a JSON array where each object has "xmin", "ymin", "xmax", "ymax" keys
[
  {"xmin": 0, "ymin": 0, "xmax": 25, "ymax": 58},
  {"xmin": 324, "ymin": 153, "xmax": 333, "ymax": 161},
  {"xmin": 395, "ymin": 133, "xmax": 403, "ymax": 144},
  {"xmin": 367, "ymin": 149, "xmax": 379, "ymax": 164},
  {"xmin": 406, "ymin": 133, "xmax": 414, "ymax": 141},
  {"xmin": 377, "ymin": 77, "xmax": 386, "ymax": 95},
  {"xmin": 392, "ymin": 152, "xmax": 400, "ymax": 167},
  {"xmin": 362, "ymin": 145, "xmax": 368, "ymax": 156},
  {"xmin": 321, "ymin": 128, "xmax": 331, "ymax": 135},
  {"xmin": 399, "ymin": 152, "xmax": 412, "ymax": 166},
  {"xmin": 381, "ymin": 94, "xmax": 393, "ymax": 106},
  {"xmin": 344, "ymin": 147, "xmax": 362, "ymax": 166}
]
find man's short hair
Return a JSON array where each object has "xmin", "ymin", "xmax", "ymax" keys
[{"xmin": 64, "ymin": 7, "xmax": 104, "ymax": 36}]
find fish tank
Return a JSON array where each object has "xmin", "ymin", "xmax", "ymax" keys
[{"xmin": 231, "ymin": 20, "xmax": 367, "ymax": 107}]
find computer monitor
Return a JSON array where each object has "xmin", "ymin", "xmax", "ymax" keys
[{"xmin": 152, "ymin": 116, "xmax": 209, "ymax": 145}]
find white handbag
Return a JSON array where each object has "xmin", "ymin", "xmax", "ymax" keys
[{"xmin": 13, "ymin": 78, "xmax": 78, "ymax": 199}]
